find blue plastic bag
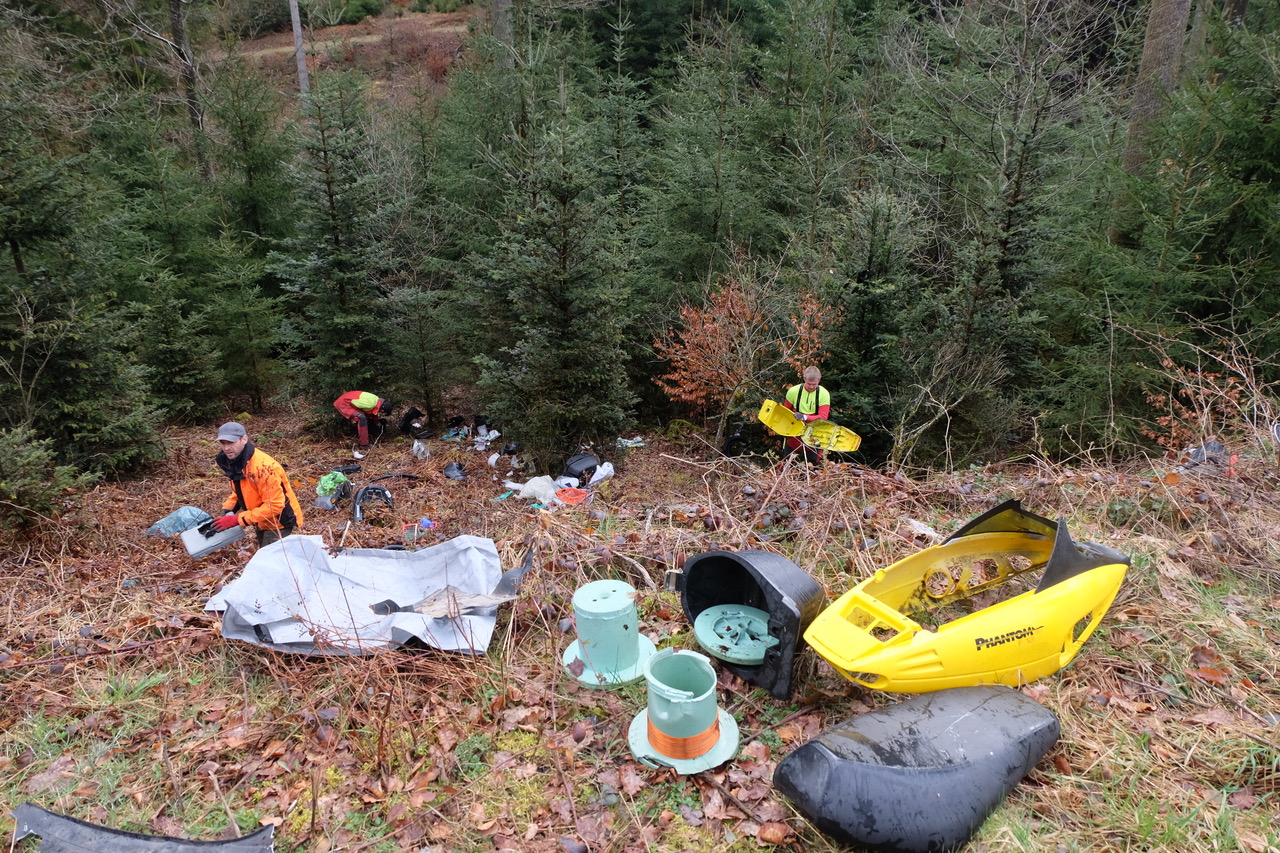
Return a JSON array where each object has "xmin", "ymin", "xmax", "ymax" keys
[{"xmin": 147, "ymin": 506, "xmax": 213, "ymax": 538}]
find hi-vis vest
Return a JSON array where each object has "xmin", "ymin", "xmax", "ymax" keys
[
  {"xmin": 786, "ymin": 384, "xmax": 829, "ymax": 416},
  {"xmin": 351, "ymin": 391, "xmax": 381, "ymax": 412}
]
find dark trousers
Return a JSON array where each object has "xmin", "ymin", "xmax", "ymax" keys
[{"xmin": 257, "ymin": 526, "xmax": 295, "ymax": 547}]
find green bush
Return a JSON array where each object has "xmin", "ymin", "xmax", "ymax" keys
[
  {"xmin": 411, "ymin": 0, "xmax": 462, "ymax": 12},
  {"xmin": 341, "ymin": 0, "xmax": 386, "ymax": 24},
  {"xmin": 0, "ymin": 427, "xmax": 99, "ymax": 534}
]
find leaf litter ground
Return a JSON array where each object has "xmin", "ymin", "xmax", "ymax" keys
[{"xmin": 3, "ymin": 409, "xmax": 1280, "ymax": 852}]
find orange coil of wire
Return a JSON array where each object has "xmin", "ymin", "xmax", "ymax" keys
[{"xmin": 646, "ymin": 718, "xmax": 721, "ymax": 760}]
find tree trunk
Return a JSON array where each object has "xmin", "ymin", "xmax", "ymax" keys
[
  {"xmin": 1110, "ymin": 0, "xmax": 1192, "ymax": 246},
  {"xmin": 1119, "ymin": 0, "xmax": 1192, "ymax": 179},
  {"xmin": 492, "ymin": 0, "xmax": 513, "ymax": 70},
  {"xmin": 167, "ymin": 0, "xmax": 212, "ymax": 182},
  {"xmin": 289, "ymin": 0, "xmax": 310, "ymax": 96}
]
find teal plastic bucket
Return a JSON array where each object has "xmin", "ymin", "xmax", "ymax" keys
[
  {"xmin": 628, "ymin": 648, "xmax": 740, "ymax": 773},
  {"xmin": 645, "ymin": 649, "xmax": 718, "ymax": 740},
  {"xmin": 562, "ymin": 579, "xmax": 655, "ymax": 688}
]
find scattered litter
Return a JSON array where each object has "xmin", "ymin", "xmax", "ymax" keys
[
  {"xmin": 205, "ymin": 535, "xmax": 514, "ymax": 655},
  {"xmin": 563, "ymin": 453, "xmax": 599, "ymax": 485},
  {"xmin": 628, "ymin": 648, "xmax": 739, "ymax": 774},
  {"xmin": 402, "ymin": 517, "xmax": 436, "ymax": 544},
  {"xmin": 680, "ymin": 549, "xmax": 824, "ymax": 698},
  {"xmin": 472, "ymin": 426, "xmax": 501, "ymax": 452},
  {"xmin": 504, "ymin": 475, "xmax": 560, "ymax": 505},
  {"xmin": 367, "ymin": 473, "xmax": 420, "ymax": 484},
  {"xmin": 588, "ymin": 461, "xmax": 615, "ymax": 486},
  {"xmin": 556, "ymin": 487, "xmax": 590, "ymax": 506},
  {"xmin": 352, "ymin": 447, "xmax": 366, "ymax": 460},
  {"xmin": 351, "ymin": 484, "xmax": 394, "ymax": 522},
  {"xmin": 316, "ymin": 471, "xmax": 350, "ymax": 495},
  {"xmin": 903, "ymin": 517, "xmax": 941, "ymax": 542},
  {"xmin": 1174, "ymin": 437, "xmax": 1236, "ymax": 476},
  {"xmin": 146, "ymin": 506, "xmax": 211, "ymax": 538},
  {"xmin": 11, "ymin": 802, "xmax": 275, "ymax": 852},
  {"xmin": 563, "ymin": 579, "xmax": 655, "ymax": 688},
  {"xmin": 412, "ymin": 439, "xmax": 430, "ymax": 460},
  {"xmin": 555, "ymin": 475, "xmax": 580, "ymax": 490},
  {"xmin": 805, "ymin": 500, "xmax": 1130, "ymax": 692},
  {"xmin": 314, "ymin": 471, "xmax": 353, "ymax": 510},
  {"xmin": 368, "ymin": 547, "xmax": 533, "ymax": 618},
  {"xmin": 443, "ymin": 462, "xmax": 467, "ymax": 481},
  {"xmin": 398, "ymin": 406, "xmax": 425, "ymax": 434},
  {"xmin": 490, "ymin": 490, "xmax": 515, "ymax": 501},
  {"xmin": 180, "ymin": 517, "xmax": 245, "ymax": 559},
  {"xmin": 1186, "ymin": 438, "xmax": 1227, "ymax": 465},
  {"xmin": 616, "ymin": 436, "xmax": 646, "ymax": 449},
  {"xmin": 774, "ymin": 686, "xmax": 1059, "ymax": 852},
  {"xmin": 441, "ymin": 415, "xmax": 470, "ymax": 441}
]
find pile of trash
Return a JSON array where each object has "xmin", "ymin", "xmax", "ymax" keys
[{"xmin": 501, "ymin": 452, "xmax": 615, "ymax": 508}]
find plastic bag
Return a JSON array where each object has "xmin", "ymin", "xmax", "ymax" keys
[
  {"xmin": 503, "ymin": 475, "xmax": 560, "ymax": 505},
  {"xmin": 147, "ymin": 506, "xmax": 213, "ymax": 538},
  {"xmin": 316, "ymin": 471, "xmax": 350, "ymax": 496}
]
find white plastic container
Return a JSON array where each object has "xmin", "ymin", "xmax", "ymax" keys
[{"xmin": 181, "ymin": 519, "xmax": 245, "ymax": 558}]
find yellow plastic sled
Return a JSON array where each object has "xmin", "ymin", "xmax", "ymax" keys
[
  {"xmin": 804, "ymin": 500, "xmax": 1130, "ymax": 693},
  {"xmin": 757, "ymin": 400, "xmax": 862, "ymax": 453}
]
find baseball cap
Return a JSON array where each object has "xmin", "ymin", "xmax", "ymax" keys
[{"xmin": 216, "ymin": 422, "xmax": 247, "ymax": 441}]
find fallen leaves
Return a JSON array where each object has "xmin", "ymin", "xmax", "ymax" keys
[
  {"xmin": 756, "ymin": 821, "xmax": 793, "ymax": 845},
  {"xmin": 25, "ymin": 755, "xmax": 77, "ymax": 794}
]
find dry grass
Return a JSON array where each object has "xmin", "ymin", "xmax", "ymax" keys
[{"xmin": 3, "ymin": 408, "xmax": 1280, "ymax": 852}]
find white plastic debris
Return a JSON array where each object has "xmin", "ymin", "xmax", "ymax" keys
[
  {"xmin": 588, "ymin": 461, "xmax": 615, "ymax": 486},
  {"xmin": 503, "ymin": 475, "xmax": 561, "ymax": 505},
  {"xmin": 206, "ymin": 535, "xmax": 506, "ymax": 655}
]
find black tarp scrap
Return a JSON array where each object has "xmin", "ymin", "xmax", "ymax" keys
[{"xmin": 11, "ymin": 803, "xmax": 275, "ymax": 853}]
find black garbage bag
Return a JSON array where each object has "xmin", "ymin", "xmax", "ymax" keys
[{"xmin": 563, "ymin": 453, "xmax": 598, "ymax": 485}]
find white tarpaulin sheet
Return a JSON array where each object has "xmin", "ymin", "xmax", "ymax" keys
[{"xmin": 205, "ymin": 534, "xmax": 505, "ymax": 655}]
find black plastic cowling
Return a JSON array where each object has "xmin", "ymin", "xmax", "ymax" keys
[{"xmin": 679, "ymin": 549, "xmax": 825, "ymax": 699}]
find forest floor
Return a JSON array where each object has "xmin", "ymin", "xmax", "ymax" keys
[
  {"xmin": 231, "ymin": 4, "xmax": 483, "ymax": 104},
  {"xmin": 3, "ymin": 406, "xmax": 1280, "ymax": 852}
]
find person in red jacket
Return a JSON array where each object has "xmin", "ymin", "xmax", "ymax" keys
[
  {"xmin": 333, "ymin": 391, "xmax": 394, "ymax": 449},
  {"xmin": 209, "ymin": 422, "xmax": 304, "ymax": 547},
  {"xmin": 781, "ymin": 366, "xmax": 831, "ymax": 464}
]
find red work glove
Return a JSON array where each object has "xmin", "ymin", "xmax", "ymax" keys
[{"xmin": 212, "ymin": 513, "xmax": 240, "ymax": 531}]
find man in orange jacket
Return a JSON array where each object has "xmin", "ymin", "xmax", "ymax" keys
[{"xmin": 210, "ymin": 422, "xmax": 304, "ymax": 547}]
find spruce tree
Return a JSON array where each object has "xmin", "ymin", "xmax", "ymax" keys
[
  {"xmin": 207, "ymin": 60, "xmax": 299, "ymax": 254},
  {"xmin": 466, "ymin": 77, "xmax": 636, "ymax": 471},
  {"xmin": 270, "ymin": 70, "xmax": 390, "ymax": 409},
  {"xmin": 0, "ymin": 12, "xmax": 164, "ymax": 474}
]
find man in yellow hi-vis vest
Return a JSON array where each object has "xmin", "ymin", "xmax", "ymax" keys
[{"xmin": 781, "ymin": 366, "xmax": 830, "ymax": 463}]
